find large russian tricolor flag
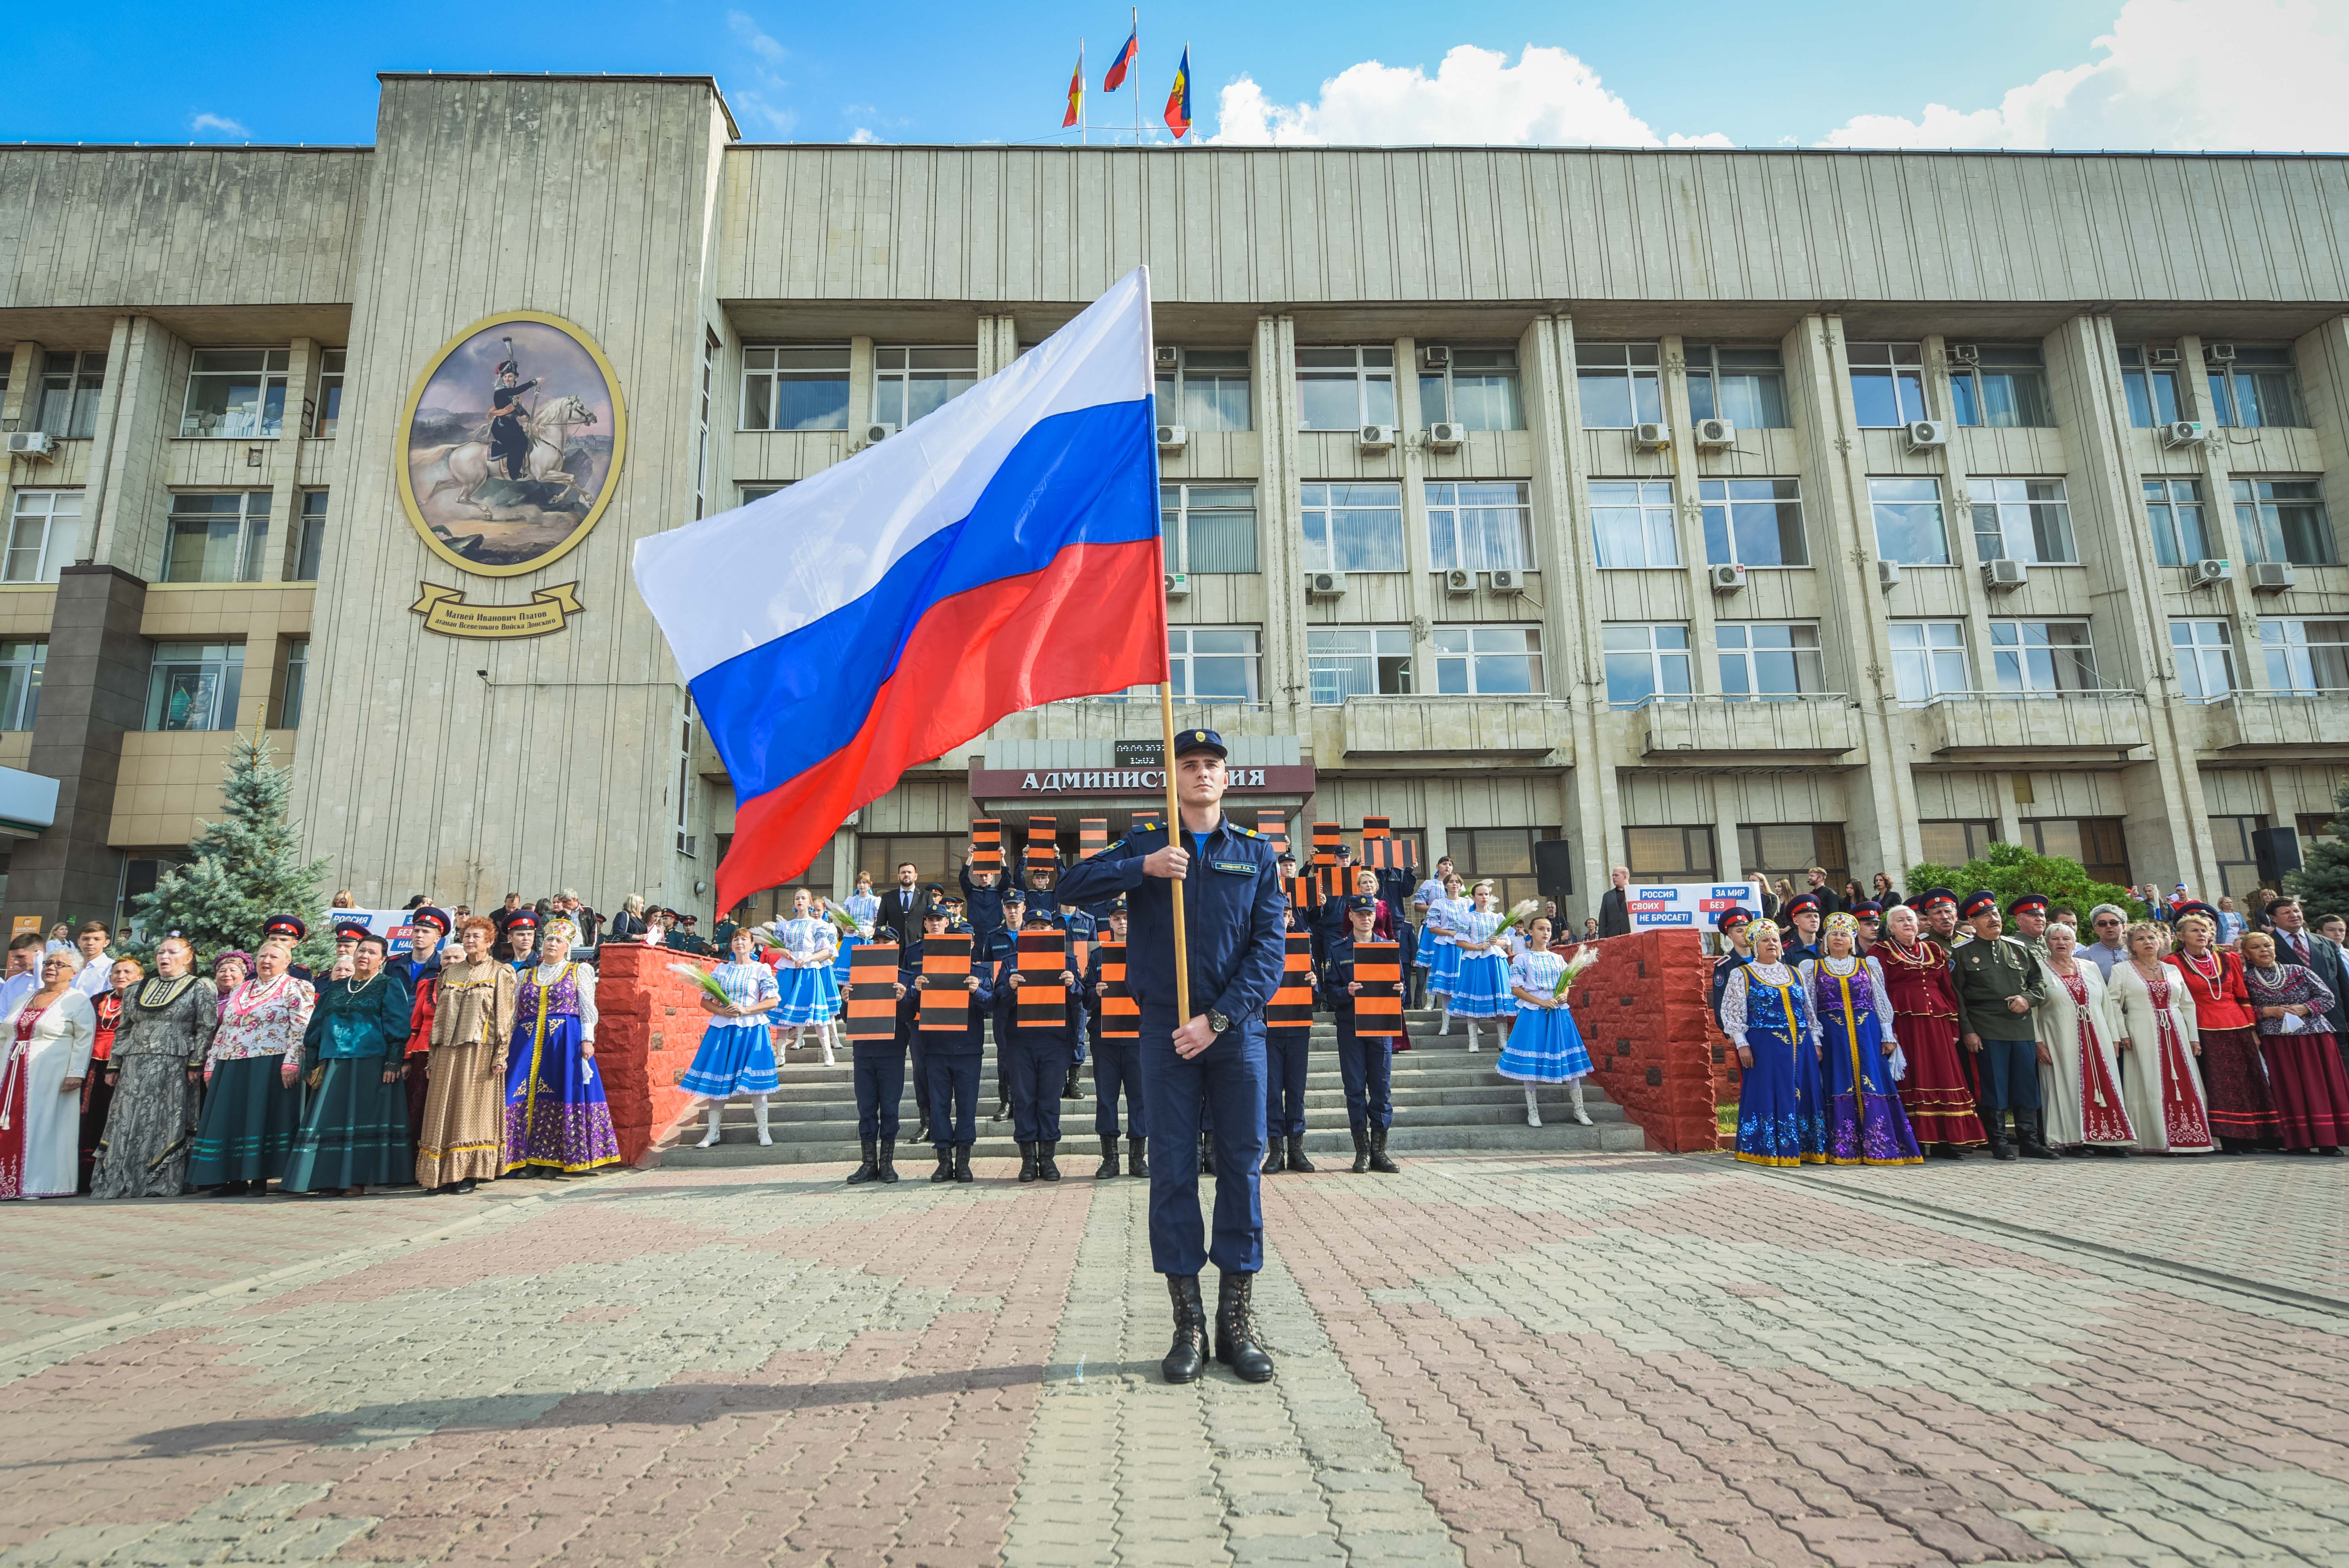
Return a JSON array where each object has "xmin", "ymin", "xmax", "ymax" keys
[{"xmin": 633, "ymin": 268, "xmax": 1168, "ymax": 913}]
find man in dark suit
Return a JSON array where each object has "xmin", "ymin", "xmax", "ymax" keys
[
  {"xmin": 872, "ymin": 862, "xmax": 927, "ymax": 950},
  {"xmin": 1597, "ymin": 865, "xmax": 1632, "ymax": 939},
  {"xmin": 2268, "ymin": 896, "xmax": 2349, "ymax": 1044}
]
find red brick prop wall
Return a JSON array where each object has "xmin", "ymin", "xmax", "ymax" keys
[
  {"xmin": 592, "ymin": 944, "xmax": 717, "ymax": 1164},
  {"xmin": 1564, "ymin": 930, "xmax": 1734, "ymax": 1153}
]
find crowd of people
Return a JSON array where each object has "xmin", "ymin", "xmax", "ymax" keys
[{"xmin": 1716, "ymin": 885, "xmax": 2349, "ymax": 1167}]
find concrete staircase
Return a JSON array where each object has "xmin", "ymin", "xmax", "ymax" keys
[{"xmin": 657, "ymin": 1009, "xmax": 1646, "ymax": 1168}]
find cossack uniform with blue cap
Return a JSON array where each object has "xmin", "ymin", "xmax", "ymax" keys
[
  {"xmin": 502, "ymin": 910, "xmax": 539, "ymax": 970},
  {"xmin": 1948, "ymin": 888, "xmax": 2051, "ymax": 1159},
  {"xmin": 263, "ymin": 914, "xmax": 314, "ymax": 980},
  {"xmin": 1777, "ymin": 892, "xmax": 1824, "ymax": 967}
]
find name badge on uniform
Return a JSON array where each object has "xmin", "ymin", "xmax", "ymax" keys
[{"xmin": 1211, "ymin": 860, "xmax": 1256, "ymax": 875}]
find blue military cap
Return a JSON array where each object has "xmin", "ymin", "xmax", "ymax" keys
[
  {"xmin": 1345, "ymin": 894, "xmax": 1379, "ymax": 914},
  {"xmin": 262, "ymin": 913, "xmax": 308, "ymax": 943},
  {"xmin": 1960, "ymin": 889, "xmax": 1999, "ymax": 920},
  {"xmin": 1173, "ymin": 727, "xmax": 1227, "ymax": 759},
  {"xmin": 332, "ymin": 919, "xmax": 371, "ymax": 944},
  {"xmin": 505, "ymin": 910, "xmax": 539, "ymax": 934},
  {"xmin": 1715, "ymin": 907, "xmax": 1752, "ymax": 933},
  {"xmin": 1848, "ymin": 899, "xmax": 1881, "ymax": 920},
  {"xmin": 411, "ymin": 905, "xmax": 452, "ymax": 935},
  {"xmin": 1782, "ymin": 892, "xmax": 1821, "ymax": 918},
  {"xmin": 2007, "ymin": 893, "xmax": 2049, "ymax": 918}
]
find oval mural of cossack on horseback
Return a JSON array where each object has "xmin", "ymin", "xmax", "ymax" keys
[{"xmin": 395, "ymin": 311, "xmax": 627, "ymax": 577}]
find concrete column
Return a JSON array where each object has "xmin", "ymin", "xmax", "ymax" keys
[
  {"xmin": 73, "ymin": 317, "xmax": 137, "ymax": 566},
  {"xmin": 1255, "ymin": 315, "xmax": 1307, "ymax": 732},
  {"xmin": 263, "ymin": 337, "xmax": 319, "ymax": 582},
  {"xmin": 1658, "ymin": 336, "xmax": 1720, "ymax": 694},
  {"xmin": 86, "ymin": 316, "xmax": 186, "ymax": 574}
]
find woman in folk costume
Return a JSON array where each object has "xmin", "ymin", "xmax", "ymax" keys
[
  {"xmin": 812, "ymin": 897, "xmax": 850, "ymax": 1016},
  {"xmin": 1445, "ymin": 881, "xmax": 1515, "ymax": 1051},
  {"xmin": 189, "ymin": 937, "xmax": 314, "ymax": 1194},
  {"xmin": 90, "ymin": 935, "xmax": 218, "ymax": 1199},
  {"xmin": 772, "ymin": 889, "xmax": 841, "ymax": 1064},
  {"xmin": 1800, "ymin": 912, "xmax": 1921, "ymax": 1166},
  {"xmin": 282, "ymin": 933, "xmax": 413, "ymax": 1196},
  {"xmin": 0, "ymin": 950, "xmax": 98, "ymax": 1200},
  {"xmin": 682, "ymin": 925, "xmax": 782, "ymax": 1149},
  {"xmin": 420, "ymin": 916, "xmax": 518, "ymax": 1193},
  {"xmin": 841, "ymin": 874, "xmax": 880, "ymax": 995},
  {"xmin": 1423, "ymin": 872, "xmax": 1469, "ymax": 1031},
  {"xmin": 1496, "ymin": 915, "xmax": 1592, "ymax": 1128},
  {"xmin": 77, "ymin": 956, "xmax": 138, "ymax": 1192},
  {"xmin": 504, "ymin": 915, "xmax": 621, "ymax": 1176},
  {"xmin": 2166, "ymin": 905, "xmax": 2278, "ymax": 1153},
  {"xmin": 2032, "ymin": 922, "xmax": 2135, "ymax": 1155},
  {"xmin": 1725, "ymin": 923, "xmax": 1824, "ymax": 1166},
  {"xmin": 1874, "ymin": 903, "xmax": 1985, "ymax": 1159},
  {"xmin": 2107, "ymin": 920, "xmax": 2215, "ymax": 1155},
  {"xmin": 2238, "ymin": 929, "xmax": 2349, "ymax": 1157}
]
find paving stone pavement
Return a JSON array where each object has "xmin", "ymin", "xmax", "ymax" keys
[{"xmin": 0, "ymin": 1153, "xmax": 2346, "ymax": 1566}]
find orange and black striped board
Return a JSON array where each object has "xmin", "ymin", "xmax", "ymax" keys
[
  {"xmin": 1311, "ymin": 821, "xmax": 1342, "ymax": 866},
  {"xmin": 1256, "ymin": 810, "xmax": 1289, "ymax": 858},
  {"xmin": 1313, "ymin": 864, "xmax": 1351, "ymax": 904},
  {"xmin": 1286, "ymin": 874, "xmax": 1317, "ymax": 913},
  {"xmin": 918, "ymin": 933, "xmax": 972, "ymax": 1032},
  {"xmin": 1015, "ymin": 930, "xmax": 1069, "ymax": 1029},
  {"xmin": 1362, "ymin": 815, "xmax": 1418, "ymax": 872},
  {"xmin": 1078, "ymin": 818, "xmax": 1110, "ymax": 861},
  {"xmin": 1070, "ymin": 931, "xmax": 1092, "ymax": 977},
  {"xmin": 1025, "ymin": 815, "xmax": 1058, "ymax": 876},
  {"xmin": 844, "ymin": 943, "xmax": 902, "ymax": 1041},
  {"xmin": 1352, "ymin": 940, "xmax": 1405, "ymax": 1038},
  {"xmin": 1096, "ymin": 941, "xmax": 1139, "ymax": 1039},
  {"xmin": 1266, "ymin": 933, "xmax": 1314, "ymax": 1036},
  {"xmin": 970, "ymin": 818, "xmax": 1004, "ymax": 872}
]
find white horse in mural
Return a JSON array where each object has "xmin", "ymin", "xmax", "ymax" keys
[{"xmin": 410, "ymin": 394, "xmax": 598, "ymax": 518}]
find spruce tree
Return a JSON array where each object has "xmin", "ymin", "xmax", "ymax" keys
[
  {"xmin": 127, "ymin": 732, "xmax": 334, "ymax": 971},
  {"xmin": 2287, "ymin": 776, "xmax": 2349, "ymax": 920}
]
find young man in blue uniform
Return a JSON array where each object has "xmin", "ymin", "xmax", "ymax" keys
[
  {"xmin": 1083, "ymin": 901, "xmax": 1147, "ymax": 1179},
  {"xmin": 958, "ymin": 851, "xmax": 1008, "ymax": 942},
  {"xmin": 1262, "ymin": 901, "xmax": 1317, "ymax": 1176},
  {"xmin": 995, "ymin": 910, "xmax": 1079, "ymax": 1182},
  {"xmin": 1327, "ymin": 896, "xmax": 1402, "ymax": 1175},
  {"xmin": 980, "ymin": 890, "xmax": 1026, "ymax": 1123},
  {"xmin": 1057, "ymin": 895, "xmax": 1099, "ymax": 1101},
  {"xmin": 906, "ymin": 905, "xmax": 992, "ymax": 1183},
  {"xmin": 1057, "ymin": 729, "xmax": 1286, "ymax": 1386}
]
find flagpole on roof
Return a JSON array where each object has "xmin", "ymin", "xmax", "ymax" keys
[
  {"xmin": 1080, "ymin": 38, "xmax": 1086, "ymax": 145},
  {"xmin": 1133, "ymin": 6, "xmax": 1141, "ymax": 148}
]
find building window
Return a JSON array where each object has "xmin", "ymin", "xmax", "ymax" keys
[
  {"xmin": 1450, "ymin": 827, "xmax": 1557, "ymax": 912},
  {"xmin": 2234, "ymin": 478, "xmax": 2336, "ymax": 566},
  {"xmin": 872, "ymin": 346, "xmax": 977, "ymax": 428},
  {"xmin": 1949, "ymin": 344, "xmax": 2053, "ymax": 428},
  {"xmin": 1737, "ymin": 824, "xmax": 1848, "ymax": 892},
  {"xmin": 280, "ymin": 639, "xmax": 308, "ymax": 730},
  {"xmin": 1418, "ymin": 347, "xmax": 1523, "ymax": 430},
  {"xmin": 2021, "ymin": 817, "xmax": 2130, "ymax": 887},
  {"xmin": 2118, "ymin": 346, "xmax": 2183, "ymax": 428},
  {"xmin": 1847, "ymin": 342, "xmax": 1927, "ymax": 427},
  {"xmin": 1684, "ymin": 345, "xmax": 1788, "ymax": 429},
  {"xmin": 2298, "ymin": 812, "xmax": 2339, "ymax": 845},
  {"xmin": 1602, "ymin": 624, "xmax": 1690, "ymax": 708},
  {"xmin": 1869, "ymin": 477, "xmax": 1950, "ymax": 566},
  {"xmin": 145, "ymin": 643, "xmax": 245, "ymax": 732},
  {"xmin": 2170, "ymin": 619, "xmax": 2237, "ymax": 702},
  {"xmin": 1295, "ymin": 346, "xmax": 1396, "ymax": 431},
  {"xmin": 1717, "ymin": 623, "xmax": 1826, "ymax": 701},
  {"xmin": 179, "ymin": 350, "xmax": 288, "ymax": 439},
  {"xmin": 0, "ymin": 642, "xmax": 44, "ymax": 732},
  {"xmin": 313, "ymin": 349, "xmax": 345, "ymax": 438},
  {"xmin": 162, "ymin": 492, "xmax": 271, "ymax": 583},
  {"xmin": 856, "ymin": 834, "xmax": 961, "ymax": 895},
  {"xmin": 1701, "ymin": 478, "xmax": 1806, "ymax": 568},
  {"xmin": 4, "ymin": 490, "xmax": 80, "ymax": 583},
  {"xmin": 116, "ymin": 857, "xmax": 178, "ymax": 942},
  {"xmin": 1889, "ymin": 620, "xmax": 1969, "ymax": 704},
  {"xmin": 2144, "ymin": 477, "xmax": 2215, "ymax": 566},
  {"xmin": 2206, "ymin": 346, "xmax": 2303, "ymax": 428},
  {"xmin": 1160, "ymin": 483, "xmax": 1258, "ymax": 574},
  {"xmin": 295, "ymin": 491, "xmax": 327, "ymax": 581},
  {"xmin": 1625, "ymin": 826, "xmax": 1716, "ymax": 881},
  {"xmin": 1590, "ymin": 479, "xmax": 1678, "ymax": 569},
  {"xmin": 1991, "ymin": 620, "xmax": 2101, "ymax": 694},
  {"xmin": 1431, "ymin": 626, "xmax": 1544, "ymax": 696},
  {"xmin": 1575, "ymin": 342, "xmax": 1661, "ymax": 429},
  {"xmin": 692, "ymin": 329, "xmax": 717, "ymax": 520},
  {"xmin": 1919, "ymin": 820, "xmax": 2000, "ymax": 867},
  {"xmin": 742, "ymin": 344, "xmax": 852, "ymax": 432},
  {"xmin": 36, "ymin": 350, "xmax": 105, "ymax": 439},
  {"xmin": 1300, "ymin": 482, "xmax": 1405, "ymax": 572},
  {"xmin": 1426, "ymin": 481, "xmax": 1533, "ymax": 572},
  {"xmin": 675, "ymin": 709, "xmax": 695, "ymax": 856},
  {"xmin": 1169, "ymin": 627, "xmax": 1260, "ymax": 703},
  {"xmin": 1155, "ymin": 347, "xmax": 1251, "ymax": 432},
  {"xmin": 2208, "ymin": 814, "xmax": 2269, "ymax": 908},
  {"xmin": 1971, "ymin": 478, "xmax": 2076, "ymax": 565},
  {"xmin": 2261, "ymin": 618, "xmax": 2349, "ymax": 695},
  {"xmin": 740, "ymin": 485, "xmax": 783, "ymax": 506},
  {"xmin": 1307, "ymin": 627, "xmax": 1413, "ymax": 705}
]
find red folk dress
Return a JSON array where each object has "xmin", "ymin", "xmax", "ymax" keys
[
  {"xmin": 2166, "ymin": 948, "xmax": 2278, "ymax": 1145},
  {"xmin": 1874, "ymin": 937, "xmax": 1986, "ymax": 1147}
]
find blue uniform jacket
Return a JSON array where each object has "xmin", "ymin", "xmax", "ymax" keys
[
  {"xmin": 990, "ymin": 951, "xmax": 1078, "ymax": 1038},
  {"xmin": 957, "ymin": 864, "xmax": 1008, "ymax": 939},
  {"xmin": 896, "ymin": 936, "xmax": 995, "ymax": 1055},
  {"xmin": 1055, "ymin": 814, "xmax": 1286, "ymax": 1026}
]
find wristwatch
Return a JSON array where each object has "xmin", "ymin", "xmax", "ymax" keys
[{"xmin": 1208, "ymin": 1009, "xmax": 1231, "ymax": 1033}]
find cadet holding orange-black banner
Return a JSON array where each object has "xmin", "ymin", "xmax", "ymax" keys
[
  {"xmin": 1328, "ymin": 897, "xmax": 1403, "ymax": 1176},
  {"xmin": 1261, "ymin": 917, "xmax": 1316, "ymax": 1176},
  {"xmin": 1086, "ymin": 910, "xmax": 1147, "ymax": 1179}
]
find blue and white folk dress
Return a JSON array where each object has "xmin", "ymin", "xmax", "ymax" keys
[
  {"xmin": 1411, "ymin": 878, "xmax": 1447, "ymax": 972},
  {"xmin": 679, "ymin": 960, "xmax": 782, "ymax": 1098},
  {"xmin": 1495, "ymin": 949, "xmax": 1593, "ymax": 1083},
  {"xmin": 1424, "ymin": 897, "xmax": 1470, "ymax": 998},
  {"xmin": 1448, "ymin": 909, "xmax": 1513, "ymax": 1020},
  {"xmin": 773, "ymin": 917, "xmax": 838, "ymax": 1026}
]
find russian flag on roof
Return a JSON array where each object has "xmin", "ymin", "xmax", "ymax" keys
[{"xmin": 633, "ymin": 269, "xmax": 1168, "ymax": 913}]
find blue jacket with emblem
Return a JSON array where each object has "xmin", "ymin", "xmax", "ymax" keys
[{"xmin": 1055, "ymin": 814, "xmax": 1286, "ymax": 1026}]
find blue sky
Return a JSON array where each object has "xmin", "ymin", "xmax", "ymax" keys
[{"xmin": 7, "ymin": 0, "xmax": 2344, "ymax": 151}]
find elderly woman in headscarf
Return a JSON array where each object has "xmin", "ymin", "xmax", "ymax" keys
[{"xmin": 503, "ymin": 914, "xmax": 621, "ymax": 1177}]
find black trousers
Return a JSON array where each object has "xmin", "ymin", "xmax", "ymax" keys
[{"xmin": 927, "ymin": 1052, "xmax": 981, "ymax": 1147}]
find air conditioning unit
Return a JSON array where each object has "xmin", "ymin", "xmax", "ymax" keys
[
  {"xmin": 1633, "ymin": 421, "xmax": 1670, "ymax": 452},
  {"xmin": 1419, "ymin": 344, "xmax": 1450, "ymax": 369},
  {"xmin": 1154, "ymin": 345, "xmax": 1179, "ymax": 368},
  {"xmin": 1164, "ymin": 572, "xmax": 1191, "ymax": 598},
  {"xmin": 1708, "ymin": 563, "xmax": 1747, "ymax": 593},
  {"xmin": 1693, "ymin": 417, "xmax": 1735, "ymax": 449},
  {"xmin": 4, "ymin": 432, "xmax": 55, "ymax": 459},
  {"xmin": 1876, "ymin": 559, "xmax": 1902, "ymax": 592},
  {"xmin": 1307, "ymin": 570, "xmax": 1348, "ymax": 599},
  {"xmin": 1904, "ymin": 419, "xmax": 1949, "ymax": 451},
  {"xmin": 1982, "ymin": 557, "xmax": 2028, "ymax": 591},
  {"xmin": 1442, "ymin": 567, "xmax": 1475, "ymax": 596},
  {"xmin": 2208, "ymin": 341, "xmax": 2238, "ymax": 363},
  {"xmin": 2248, "ymin": 561, "xmax": 2296, "ymax": 593},
  {"xmin": 2160, "ymin": 420, "xmax": 2206, "ymax": 449},
  {"xmin": 1357, "ymin": 424, "xmax": 1397, "ymax": 453},
  {"xmin": 1487, "ymin": 568, "xmax": 1524, "ymax": 593},
  {"xmin": 1157, "ymin": 423, "xmax": 1189, "ymax": 451},
  {"xmin": 1948, "ymin": 342, "xmax": 1981, "ymax": 365},
  {"xmin": 863, "ymin": 422, "xmax": 897, "ymax": 445},
  {"xmin": 1426, "ymin": 421, "xmax": 1466, "ymax": 450},
  {"xmin": 2148, "ymin": 346, "xmax": 2183, "ymax": 366},
  {"xmin": 2188, "ymin": 558, "xmax": 2233, "ymax": 589}
]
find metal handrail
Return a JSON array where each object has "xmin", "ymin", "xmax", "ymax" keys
[{"xmin": 1918, "ymin": 687, "xmax": 2143, "ymax": 704}]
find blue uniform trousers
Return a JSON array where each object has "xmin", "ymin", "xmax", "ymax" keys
[
  {"xmin": 852, "ymin": 1045, "xmax": 904, "ymax": 1142},
  {"xmin": 1336, "ymin": 1013, "xmax": 1393, "ymax": 1130},
  {"xmin": 1139, "ymin": 1006, "xmax": 1265, "ymax": 1276},
  {"xmin": 1976, "ymin": 1038, "xmax": 2042, "ymax": 1111},
  {"xmin": 1093, "ymin": 1040, "xmax": 1147, "ymax": 1138},
  {"xmin": 926, "ymin": 1053, "xmax": 982, "ymax": 1147},
  {"xmin": 1264, "ymin": 1032, "xmax": 1311, "ymax": 1140},
  {"xmin": 908, "ymin": 1034, "xmax": 929, "ymax": 1122},
  {"xmin": 1006, "ymin": 1032, "xmax": 1074, "ymax": 1143}
]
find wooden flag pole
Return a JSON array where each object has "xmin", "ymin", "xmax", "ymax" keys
[{"xmin": 1159, "ymin": 679, "xmax": 1191, "ymax": 1023}]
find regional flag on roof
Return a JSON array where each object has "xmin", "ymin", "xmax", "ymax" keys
[{"xmin": 633, "ymin": 269, "xmax": 1169, "ymax": 912}]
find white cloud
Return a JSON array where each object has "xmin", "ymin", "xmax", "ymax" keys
[
  {"xmin": 848, "ymin": 127, "xmax": 879, "ymax": 145},
  {"xmin": 1820, "ymin": 0, "xmax": 2349, "ymax": 150},
  {"xmin": 728, "ymin": 10, "xmax": 786, "ymax": 68},
  {"xmin": 724, "ymin": 10, "xmax": 797, "ymax": 137},
  {"xmin": 189, "ymin": 112, "xmax": 249, "ymax": 139}
]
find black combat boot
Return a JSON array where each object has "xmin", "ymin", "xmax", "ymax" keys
[
  {"xmin": 1368, "ymin": 1124, "xmax": 1401, "ymax": 1174},
  {"xmin": 953, "ymin": 1142, "xmax": 974, "ymax": 1182},
  {"xmin": 1214, "ymin": 1270, "xmax": 1275, "ymax": 1383},
  {"xmin": 1163, "ymin": 1274, "xmax": 1208, "ymax": 1383},
  {"xmin": 1017, "ymin": 1141, "xmax": 1039, "ymax": 1183},
  {"xmin": 846, "ymin": 1136, "xmax": 880, "ymax": 1185},
  {"xmin": 1262, "ymin": 1140, "xmax": 1285, "ymax": 1175},
  {"xmin": 2018, "ymin": 1109, "xmax": 2058, "ymax": 1160},
  {"xmin": 1096, "ymin": 1134, "xmax": 1121, "ymax": 1179},
  {"xmin": 1986, "ymin": 1112, "xmax": 2017, "ymax": 1161},
  {"xmin": 1199, "ymin": 1130, "xmax": 1214, "ymax": 1176},
  {"xmin": 1038, "ymin": 1140, "xmax": 1061, "ymax": 1180},
  {"xmin": 876, "ymin": 1137, "xmax": 899, "ymax": 1183},
  {"xmin": 1350, "ymin": 1124, "xmax": 1371, "ymax": 1174},
  {"xmin": 1127, "ymin": 1136, "xmax": 1148, "ymax": 1177},
  {"xmin": 1286, "ymin": 1134, "xmax": 1315, "ymax": 1174},
  {"xmin": 930, "ymin": 1145, "xmax": 954, "ymax": 1182},
  {"xmin": 1063, "ymin": 1064, "xmax": 1083, "ymax": 1099}
]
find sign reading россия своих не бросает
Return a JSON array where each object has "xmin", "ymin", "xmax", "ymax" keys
[{"xmin": 1629, "ymin": 883, "xmax": 1767, "ymax": 933}]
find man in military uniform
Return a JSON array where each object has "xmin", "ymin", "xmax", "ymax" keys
[
  {"xmin": 1327, "ymin": 895, "xmax": 1402, "ymax": 1175},
  {"xmin": 994, "ymin": 909, "xmax": 1079, "ymax": 1182},
  {"xmin": 1951, "ymin": 890, "xmax": 2053, "ymax": 1161},
  {"xmin": 1057, "ymin": 894, "xmax": 1099, "ymax": 1101},
  {"xmin": 1779, "ymin": 892, "xmax": 1824, "ymax": 968},
  {"xmin": 906, "ymin": 906, "xmax": 991, "ymax": 1184},
  {"xmin": 980, "ymin": 890, "xmax": 1026, "ymax": 1123},
  {"xmin": 958, "ymin": 849, "xmax": 1008, "ymax": 942},
  {"xmin": 2008, "ymin": 894, "xmax": 2052, "ymax": 962},
  {"xmin": 1057, "ymin": 729, "xmax": 1284, "ymax": 1386},
  {"xmin": 487, "ymin": 357, "xmax": 541, "ymax": 482},
  {"xmin": 1084, "ymin": 901, "xmax": 1147, "ymax": 1179}
]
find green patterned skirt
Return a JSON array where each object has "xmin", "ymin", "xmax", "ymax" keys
[
  {"xmin": 189, "ymin": 1056, "xmax": 302, "ymax": 1185},
  {"xmin": 282, "ymin": 1058, "xmax": 412, "ymax": 1192}
]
